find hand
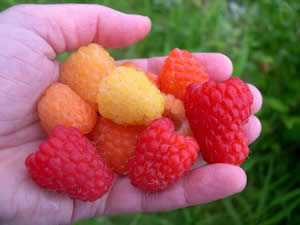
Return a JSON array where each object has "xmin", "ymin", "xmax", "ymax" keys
[{"xmin": 0, "ymin": 4, "xmax": 262, "ymax": 225}]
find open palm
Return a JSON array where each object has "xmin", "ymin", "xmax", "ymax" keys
[{"xmin": 0, "ymin": 4, "xmax": 262, "ymax": 225}]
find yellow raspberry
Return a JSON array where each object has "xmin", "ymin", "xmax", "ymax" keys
[
  {"xmin": 163, "ymin": 93, "xmax": 186, "ymax": 127},
  {"xmin": 60, "ymin": 44, "xmax": 115, "ymax": 110},
  {"xmin": 97, "ymin": 67, "xmax": 165, "ymax": 125}
]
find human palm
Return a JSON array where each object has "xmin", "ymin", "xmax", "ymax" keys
[{"xmin": 0, "ymin": 4, "xmax": 262, "ymax": 225}]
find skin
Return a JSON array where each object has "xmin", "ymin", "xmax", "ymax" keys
[{"xmin": 0, "ymin": 4, "xmax": 262, "ymax": 225}]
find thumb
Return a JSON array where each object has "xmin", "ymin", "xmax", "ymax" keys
[
  {"xmin": 0, "ymin": 4, "xmax": 151, "ymax": 134},
  {"xmin": 1, "ymin": 4, "xmax": 152, "ymax": 53}
]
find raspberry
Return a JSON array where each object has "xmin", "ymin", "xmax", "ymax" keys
[
  {"xmin": 145, "ymin": 72, "xmax": 159, "ymax": 87},
  {"xmin": 162, "ymin": 93, "xmax": 192, "ymax": 137},
  {"xmin": 37, "ymin": 83, "xmax": 97, "ymax": 134},
  {"xmin": 177, "ymin": 120, "xmax": 193, "ymax": 137},
  {"xmin": 184, "ymin": 77, "xmax": 253, "ymax": 165},
  {"xmin": 89, "ymin": 117, "xmax": 145, "ymax": 175},
  {"xmin": 25, "ymin": 126, "xmax": 114, "ymax": 201},
  {"xmin": 121, "ymin": 61, "xmax": 141, "ymax": 70},
  {"xmin": 163, "ymin": 93, "xmax": 186, "ymax": 127},
  {"xmin": 158, "ymin": 48, "xmax": 209, "ymax": 100},
  {"xmin": 60, "ymin": 44, "xmax": 115, "ymax": 110},
  {"xmin": 121, "ymin": 61, "xmax": 159, "ymax": 86},
  {"xmin": 97, "ymin": 66, "xmax": 165, "ymax": 125},
  {"xmin": 128, "ymin": 118, "xmax": 199, "ymax": 192}
]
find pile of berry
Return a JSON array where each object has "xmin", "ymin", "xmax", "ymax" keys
[{"xmin": 25, "ymin": 44, "xmax": 253, "ymax": 201}]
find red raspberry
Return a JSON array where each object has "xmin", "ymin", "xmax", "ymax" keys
[
  {"xmin": 158, "ymin": 48, "xmax": 209, "ymax": 100},
  {"xmin": 89, "ymin": 117, "xmax": 145, "ymax": 176},
  {"xmin": 184, "ymin": 77, "xmax": 253, "ymax": 165},
  {"xmin": 128, "ymin": 118, "xmax": 199, "ymax": 192},
  {"xmin": 25, "ymin": 126, "xmax": 114, "ymax": 202}
]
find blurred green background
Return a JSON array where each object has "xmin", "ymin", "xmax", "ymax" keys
[{"xmin": 1, "ymin": 0, "xmax": 299, "ymax": 224}]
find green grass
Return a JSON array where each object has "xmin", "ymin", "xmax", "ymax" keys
[{"xmin": 1, "ymin": 0, "xmax": 299, "ymax": 224}]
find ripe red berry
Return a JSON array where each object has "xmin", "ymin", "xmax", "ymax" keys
[
  {"xmin": 184, "ymin": 77, "xmax": 253, "ymax": 165},
  {"xmin": 25, "ymin": 126, "xmax": 114, "ymax": 201},
  {"xmin": 158, "ymin": 48, "xmax": 209, "ymax": 100},
  {"xmin": 128, "ymin": 118, "xmax": 199, "ymax": 192}
]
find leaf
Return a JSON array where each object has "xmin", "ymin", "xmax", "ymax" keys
[
  {"xmin": 255, "ymin": 162, "xmax": 273, "ymax": 219},
  {"xmin": 223, "ymin": 199, "xmax": 243, "ymax": 225},
  {"xmin": 264, "ymin": 97, "xmax": 289, "ymax": 113},
  {"xmin": 259, "ymin": 198, "xmax": 300, "ymax": 225},
  {"xmin": 282, "ymin": 115, "xmax": 300, "ymax": 129},
  {"xmin": 234, "ymin": 35, "xmax": 249, "ymax": 76}
]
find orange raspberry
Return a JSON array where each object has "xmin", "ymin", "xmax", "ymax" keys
[
  {"xmin": 89, "ymin": 117, "xmax": 145, "ymax": 175},
  {"xmin": 60, "ymin": 44, "xmax": 115, "ymax": 110},
  {"xmin": 177, "ymin": 120, "xmax": 193, "ymax": 137},
  {"xmin": 145, "ymin": 72, "xmax": 159, "ymax": 87},
  {"xmin": 163, "ymin": 93, "xmax": 193, "ymax": 136},
  {"xmin": 38, "ymin": 83, "xmax": 97, "ymax": 134},
  {"xmin": 121, "ymin": 61, "xmax": 141, "ymax": 70},
  {"xmin": 163, "ymin": 93, "xmax": 186, "ymax": 127},
  {"xmin": 121, "ymin": 61, "xmax": 158, "ymax": 87},
  {"xmin": 159, "ymin": 48, "xmax": 209, "ymax": 100}
]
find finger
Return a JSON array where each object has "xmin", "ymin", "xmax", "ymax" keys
[
  {"xmin": 2, "ymin": 4, "xmax": 151, "ymax": 53},
  {"xmin": 194, "ymin": 53, "xmax": 233, "ymax": 81},
  {"xmin": 80, "ymin": 164, "xmax": 246, "ymax": 218},
  {"xmin": 117, "ymin": 53, "xmax": 233, "ymax": 81},
  {"xmin": 245, "ymin": 115, "xmax": 262, "ymax": 144},
  {"xmin": 247, "ymin": 84, "xmax": 263, "ymax": 114},
  {"xmin": 0, "ymin": 144, "xmax": 73, "ymax": 225},
  {"xmin": 140, "ymin": 164, "xmax": 246, "ymax": 212},
  {"xmin": 0, "ymin": 120, "xmax": 46, "ymax": 148}
]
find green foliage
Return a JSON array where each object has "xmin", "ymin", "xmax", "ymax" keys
[{"xmin": 1, "ymin": 0, "xmax": 299, "ymax": 224}]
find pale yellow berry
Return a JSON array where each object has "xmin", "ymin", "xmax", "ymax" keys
[{"xmin": 97, "ymin": 67, "xmax": 165, "ymax": 125}]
